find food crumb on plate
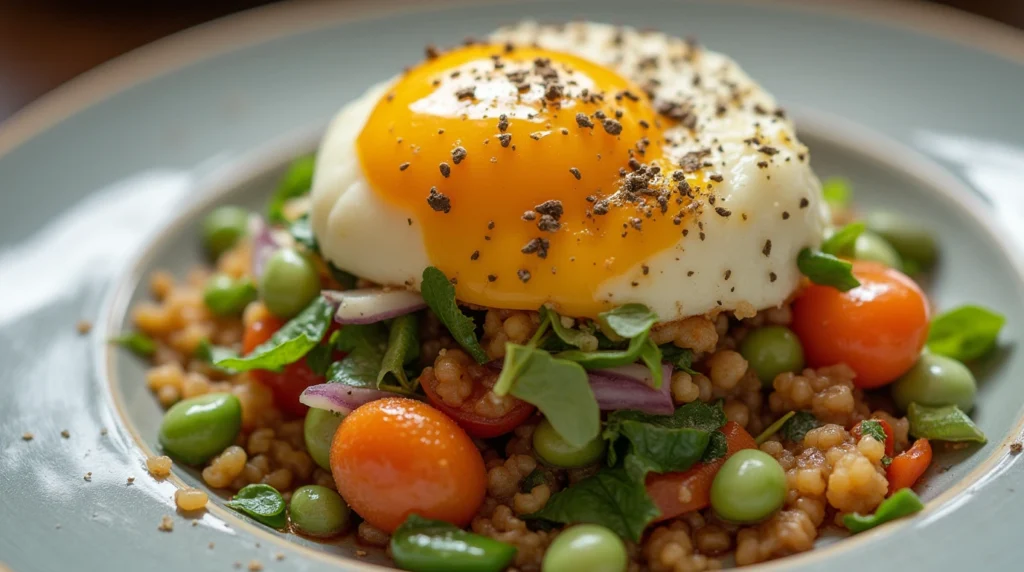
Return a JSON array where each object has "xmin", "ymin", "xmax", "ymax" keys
[
  {"xmin": 21, "ymin": 432, "xmax": 33, "ymax": 441},
  {"xmin": 76, "ymin": 320, "xmax": 93, "ymax": 334},
  {"xmin": 274, "ymin": 553, "xmax": 284, "ymax": 561},
  {"xmin": 147, "ymin": 455, "xmax": 173, "ymax": 478},
  {"xmin": 60, "ymin": 429, "xmax": 70, "ymax": 439},
  {"xmin": 174, "ymin": 487, "xmax": 209, "ymax": 511},
  {"xmin": 208, "ymin": 542, "xmax": 215, "ymax": 549},
  {"xmin": 158, "ymin": 515, "xmax": 174, "ymax": 532},
  {"xmin": 83, "ymin": 472, "xmax": 92, "ymax": 482},
  {"xmin": 356, "ymin": 550, "xmax": 367, "ymax": 558},
  {"xmin": 127, "ymin": 476, "xmax": 135, "ymax": 485},
  {"xmin": 247, "ymin": 561, "xmax": 262, "ymax": 572},
  {"xmin": 1011, "ymin": 442, "xmax": 1022, "ymax": 454}
]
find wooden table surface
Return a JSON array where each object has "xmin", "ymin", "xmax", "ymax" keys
[{"xmin": 0, "ymin": 0, "xmax": 1022, "ymax": 123}]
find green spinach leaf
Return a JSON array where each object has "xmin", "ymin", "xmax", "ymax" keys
[
  {"xmin": 225, "ymin": 484, "xmax": 287, "ymax": 529},
  {"xmin": 267, "ymin": 155, "xmax": 315, "ymax": 225},
  {"xmin": 797, "ymin": 248, "xmax": 860, "ymax": 292},
  {"xmin": 214, "ymin": 296, "xmax": 334, "ymax": 372},
  {"xmin": 494, "ymin": 344, "xmax": 599, "ymax": 447},
  {"xmin": 780, "ymin": 411, "xmax": 820, "ymax": 443},
  {"xmin": 927, "ymin": 305, "xmax": 1005, "ymax": 362},
  {"xmin": 821, "ymin": 222, "xmax": 866, "ymax": 256},
  {"xmin": 327, "ymin": 323, "xmax": 389, "ymax": 389},
  {"xmin": 638, "ymin": 338, "xmax": 664, "ymax": 389},
  {"xmin": 599, "ymin": 304, "xmax": 658, "ymax": 338},
  {"xmin": 542, "ymin": 306, "xmax": 598, "ymax": 351},
  {"xmin": 378, "ymin": 314, "xmax": 420, "ymax": 390},
  {"xmin": 305, "ymin": 344, "xmax": 333, "ymax": 376},
  {"xmin": 110, "ymin": 332, "xmax": 156, "ymax": 358},
  {"xmin": 420, "ymin": 267, "xmax": 488, "ymax": 364},
  {"xmin": 289, "ymin": 213, "xmax": 318, "ymax": 252},
  {"xmin": 604, "ymin": 401, "xmax": 726, "ymax": 474},
  {"xmin": 661, "ymin": 345, "xmax": 696, "ymax": 374}
]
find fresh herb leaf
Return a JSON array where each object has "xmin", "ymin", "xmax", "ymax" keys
[
  {"xmin": 327, "ymin": 323, "xmax": 389, "ymax": 389},
  {"xmin": 202, "ymin": 274, "xmax": 257, "ymax": 316},
  {"xmin": 305, "ymin": 344, "xmax": 333, "ymax": 376},
  {"xmin": 391, "ymin": 515, "xmax": 517, "ymax": 572},
  {"xmin": 927, "ymin": 305, "xmax": 1005, "ymax": 362},
  {"xmin": 797, "ymin": 248, "xmax": 860, "ymax": 291},
  {"xmin": 110, "ymin": 332, "xmax": 156, "ymax": 357},
  {"xmin": 520, "ymin": 469, "xmax": 550, "ymax": 494},
  {"xmin": 821, "ymin": 222, "xmax": 866, "ymax": 256},
  {"xmin": 859, "ymin": 420, "xmax": 888, "ymax": 444},
  {"xmin": 195, "ymin": 339, "xmax": 239, "ymax": 374},
  {"xmin": 701, "ymin": 430, "xmax": 728, "ymax": 462},
  {"xmin": 542, "ymin": 306, "xmax": 598, "ymax": 351},
  {"xmin": 843, "ymin": 488, "xmax": 924, "ymax": 533},
  {"xmin": 527, "ymin": 467, "xmax": 659, "ymax": 542},
  {"xmin": 267, "ymin": 155, "xmax": 315, "ymax": 225},
  {"xmin": 604, "ymin": 401, "xmax": 726, "ymax": 473},
  {"xmin": 289, "ymin": 213, "xmax": 318, "ymax": 253},
  {"xmin": 378, "ymin": 314, "xmax": 420, "ymax": 390},
  {"xmin": 907, "ymin": 403, "xmax": 987, "ymax": 443},
  {"xmin": 780, "ymin": 411, "xmax": 820, "ymax": 443},
  {"xmin": 639, "ymin": 338, "xmax": 664, "ymax": 389},
  {"xmin": 494, "ymin": 344, "xmax": 599, "ymax": 447},
  {"xmin": 599, "ymin": 304, "xmax": 658, "ymax": 338},
  {"xmin": 328, "ymin": 263, "xmax": 358, "ymax": 289},
  {"xmin": 215, "ymin": 296, "xmax": 334, "ymax": 372},
  {"xmin": 755, "ymin": 411, "xmax": 796, "ymax": 445},
  {"xmin": 555, "ymin": 332, "xmax": 649, "ymax": 370},
  {"xmin": 420, "ymin": 267, "xmax": 488, "ymax": 364},
  {"xmin": 661, "ymin": 345, "xmax": 696, "ymax": 374},
  {"xmin": 822, "ymin": 177, "xmax": 852, "ymax": 210},
  {"xmin": 225, "ymin": 484, "xmax": 287, "ymax": 529}
]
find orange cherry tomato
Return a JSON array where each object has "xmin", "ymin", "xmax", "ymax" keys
[
  {"xmin": 330, "ymin": 397, "xmax": 486, "ymax": 532},
  {"xmin": 791, "ymin": 261, "xmax": 930, "ymax": 388},
  {"xmin": 646, "ymin": 422, "xmax": 757, "ymax": 522},
  {"xmin": 851, "ymin": 418, "xmax": 896, "ymax": 457},
  {"xmin": 887, "ymin": 438, "xmax": 932, "ymax": 495},
  {"xmin": 242, "ymin": 312, "xmax": 331, "ymax": 418}
]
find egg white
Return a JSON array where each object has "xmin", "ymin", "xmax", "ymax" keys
[{"xmin": 311, "ymin": 22, "xmax": 828, "ymax": 320}]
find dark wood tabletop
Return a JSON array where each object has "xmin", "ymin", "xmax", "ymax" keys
[{"xmin": 0, "ymin": 0, "xmax": 1021, "ymax": 124}]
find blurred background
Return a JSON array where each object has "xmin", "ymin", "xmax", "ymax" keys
[{"xmin": 0, "ymin": 0, "xmax": 1022, "ymax": 123}]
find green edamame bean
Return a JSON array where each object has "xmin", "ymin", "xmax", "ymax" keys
[
  {"xmin": 542, "ymin": 524, "xmax": 627, "ymax": 572},
  {"xmin": 289, "ymin": 485, "xmax": 350, "ymax": 537},
  {"xmin": 710, "ymin": 449, "xmax": 786, "ymax": 524},
  {"xmin": 259, "ymin": 247, "xmax": 321, "ymax": 319},
  {"xmin": 391, "ymin": 515, "xmax": 516, "ymax": 572},
  {"xmin": 892, "ymin": 353, "xmax": 977, "ymax": 412},
  {"xmin": 852, "ymin": 230, "xmax": 902, "ymax": 269},
  {"xmin": 203, "ymin": 274, "xmax": 257, "ymax": 316},
  {"xmin": 304, "ymin": 407, "xmax": 344, "ymax": 470},
  {"xmin": 739, "ymin": 326, "xmax": 805, "ymax": 388},
  {"xmin": 202, "ymin": 206, "xmax": 249, "ymax": 259},
  {"xmin": 158, "ymin": 393, "xmax": 242, "ymax": 465},
  {"xmin": 866, "ymin": 211, "xmax": 937, "ymax": 270},
  {"xmin": 533, "ymin": 418, "xmax": 604, "ymax": 468}
]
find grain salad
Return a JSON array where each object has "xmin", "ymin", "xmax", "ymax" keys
[{"xmin": 112, "ymin": 22, "xmax": 1006, "ymax": 572}]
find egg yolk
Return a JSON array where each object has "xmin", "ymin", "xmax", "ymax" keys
[{"xmin": 357, "ymin": 45, "xmax": 697, "ymax": 317}]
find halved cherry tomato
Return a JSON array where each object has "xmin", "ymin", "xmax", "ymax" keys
[
  {"xmin": 851, "ymin": 418, "xmax": 896, "ymax": 457},
  {"xmin": 646, "ymin": 422, "xmax": 757, "ymax": 522},
  {"xmin": 887, "ymin": 438, "xmax": 932, "ymax": 495},
  {"xmin": 242, "ymin": 312, "xmax": 333, "ymax": 418},
  {"xmin": 791, "ymin": 261, "xmax": 930, "ymax": 388},
  {"xmin": 331, "ymin": 397, "xmax": 486, "ymax": 532},
  {"xmin": 420, "ymin": 367, "xmax": 535, "ymax": 439}
]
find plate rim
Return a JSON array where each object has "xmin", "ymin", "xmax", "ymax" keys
[{"xmin": 3, "ymin": 0, "xmax": 1024, "ymax": 159}]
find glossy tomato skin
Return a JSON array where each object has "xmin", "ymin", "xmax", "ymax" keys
[
  {"xmin": 330, "ymin": 397, "xmax": 486, "ymax": 532},
  {"xmin": 791, "ymin": 261, "xmax": 930, "ymax": 389},
  {"xmin": 242, "ymin": 312, "xmax": 332, "ymax": 418},
  {"xmin": 420, "ymin": 368, "xmax": 535, "ymax": 438}
]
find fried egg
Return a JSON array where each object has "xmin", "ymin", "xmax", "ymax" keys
[{"xmin": 310, "ymin": 22, "xmax": 827, "ymax": 320}]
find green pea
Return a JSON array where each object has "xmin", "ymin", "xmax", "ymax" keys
[
  {"xmin": 710, "ymin": 449, "xmax": 786, "ymax": 524},
  {"xmin": 304, "ymin": 407, "xmax": 343, "ymax": 470},
  {"xmin": 203, "ymin": 274, "xmax": 257, "ymax": 316},
  {"xmin": 542, "ymin": 524, "xmax": 627, "ymax": 572},
  {"xmin": 852, "ymin": 230, "xmax": 902, "ymax": 268},
  {"xmin": 259, "ymin": 247, "xmax": 321, "ymax": 319},
  {"xmin": 202, "ymin": 206, "xmax": 249, "ymax": 259},
  {"xmin": 533, "ymin": 418, "xmax": 605, "ymax": 468},
  {"xmin": 892, "ymin": 353, "xmax": 977, "ymax": 412},
  {"xmin": 158, "ymin": 393, "xmax": 242, "ymax": 465},
  {"xmin": 739, "ymin": 326, "xmax": 805, "ymax": 388},
  {"xmin": 866, "ymin": 211, "xmax": 937, "ymax": 270},
  {"xmin": 289, "ymin": 485, "xmax": 350, "ymax": 537}
]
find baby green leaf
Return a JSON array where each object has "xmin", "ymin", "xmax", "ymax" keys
[
  {"xmin": 420, "ymin": 267, "xmax": 488, "ymax": 364},
  {"xmin": 288, "ymin": 213, "xmax": 318, "ymax": 253},
  {"xmin": 214, "ymin": 296, "xmax": 334, "ymax": 372},
  {"xmin": 555, "ymin": 332, "xmax": 649, "ymax": 370},
  {"xmin": 797, "ymin": 248, "xmax": 860, "ymax": 292},
  {"xmin": 822, "ymin": 177, "xmax": 852, "ymax": 210},
  {"xmin": 110, "ymin": 332, "xmax": 157, "ymax": 358},
  {"xmin": 821, "ymin": 222, "xmax": 866, "ymax": 256},
  {"xmin": 377, "ymin": 314, "xmax": 420, "ymax": 390},
  {"xmin": 267, "ymin": 155, "xmax": 315, "ymax": 225},
  {"xmin": 599, "ymin": 304, "xmax": 658, "ymax": 338},
  {"xmin": 927, "ymin": 305, "xmax": 1005, "ymax": 362},
  {"xmin": 843, "ymin": 488, "xmax": 924, "ymax": 533},
  {"xmin": 327, "ymin": 323, "xmax": 390, "ymax": 389},
  {"xmin": 225, "ymin": 484, "xmax": 287, "ymax": 529},
  {"xmin": 542, "ymin": 306, "xmax": 599, "ymax": 351},
  {"xmin": 780, "ymin": 411, "xmax": 820, "ymax": 443},
  {"xmin": 661, "ymin": 345, "xmax": 696, "ymax": 374}
]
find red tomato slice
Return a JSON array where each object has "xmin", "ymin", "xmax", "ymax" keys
[
  {"xmin": 421, "ymin": 369, "xmax": 535, "ymax": 439},
  {"xmin": 242, "ymin": 313, "xmax": 335, "ymax": 418}
]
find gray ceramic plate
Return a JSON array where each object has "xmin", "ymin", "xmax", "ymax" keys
[{"xmin": 2, "ymin": 1, "xmax": 1024, "ymax": 571}]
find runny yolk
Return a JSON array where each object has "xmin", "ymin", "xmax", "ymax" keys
[{"xmin": 357, "ymin": 45, "xmax": 695, "ymax": 317}]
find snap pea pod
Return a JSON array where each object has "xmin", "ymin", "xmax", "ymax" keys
[
  {"xmin": 907, "ymin": 403, "xmax": 987, "ymax": 443},
  {"xmin": 390, "ymin": 514, "xmax": 516, "ymax": 572},
  {"xmin": 843, "ymin": 488, "xmax": 924, "ymax": 533}
]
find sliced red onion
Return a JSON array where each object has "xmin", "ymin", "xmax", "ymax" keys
[
  {"xmin": 299, "ymin": 383, "xmax": 395, "ymax": 415},
  {"xmin": 322, "ymin": 288, "xmax": 426, "ymax": 324},
  {"xmin": 249, "ymin": 215, "xmax": 282, "ymax": 281},
  {"xmin": 588, "ymin": 363, "xmax": 674, "ymax": 415}
]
